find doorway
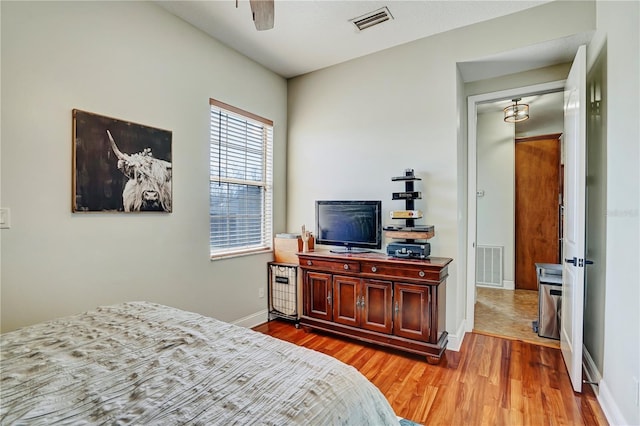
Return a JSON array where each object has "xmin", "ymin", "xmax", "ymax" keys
[{"xmin": 467, "ymin": 82, "xmax": 565, "ymax": 346}]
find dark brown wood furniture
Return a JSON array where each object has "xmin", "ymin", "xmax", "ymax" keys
[{"xmin": 298, "ymin": 251, "xmax": 452, "ymax": 363}]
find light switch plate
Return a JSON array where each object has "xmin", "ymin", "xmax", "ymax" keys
[{"xmin": 0, "ymin": 208, "xmax": 11, "ymax": 229}]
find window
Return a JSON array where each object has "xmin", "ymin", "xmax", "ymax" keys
[{"xmin": 209, "ymin": 99, "xmax": 273, "ymax": 259}]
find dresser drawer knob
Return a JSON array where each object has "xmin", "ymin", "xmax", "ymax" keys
[
  {"xmin": 418, "ymin": 271, "xmax": 425, "ymax": 278},
  {"xmin": 343, "ymin": 264, "xmax": 349, "ymax": 270},
  {"xmin": 307, "ymin": 260, "xmax": 312, "ymax": 266},
  {"xmin": 371, "ymin": 266, "xmax": 377, "ymax": 273}
]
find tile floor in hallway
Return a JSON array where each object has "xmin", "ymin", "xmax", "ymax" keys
[{"xmin": 474, "ymin": 286, "xmax": 560, "ymax": 348}]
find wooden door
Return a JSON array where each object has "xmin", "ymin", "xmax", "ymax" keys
[
  {"xmin": 393, "ymin": 283, "xmax": 430, "ymax": 340},
  {"xmin": 333, "ymin": 275, "xmax": 360, "ymax": 327},
  {"xmin": 515, "ymin": 133, "xmax": 562, "ymax": 290},
  {"xmin": 361, "ymin": 279, "xmax": 393, "ymax": 334},
  {"xmin": 304, "ymin": 271, "xmax": 333, "ymax": 321}
]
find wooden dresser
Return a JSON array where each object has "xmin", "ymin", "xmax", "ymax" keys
[{"xmin": 297, "ymin": 251, "xmax": 452, "ymax": 363}]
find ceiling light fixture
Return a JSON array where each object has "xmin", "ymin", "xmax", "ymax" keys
[{"xmin": 503, "ymin": 98, "xmax": 529, "ymax": 123}]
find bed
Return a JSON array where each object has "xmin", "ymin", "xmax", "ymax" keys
[{"xmin": 0, "ymin": 301, "xmax": 400, "ymax": 425}]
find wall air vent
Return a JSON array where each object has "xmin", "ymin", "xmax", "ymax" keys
[
  {"xmin": 350, "ymin": 7, "xmax": 394, "ymax": 32},
  {"xmin": 476, "ymin": 245, "xmax": 504, "ymax": 287}
]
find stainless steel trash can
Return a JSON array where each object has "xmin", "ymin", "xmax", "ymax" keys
[{"xmin": 535, "ymin": 263, "xmax": 562, "ymax": 340}]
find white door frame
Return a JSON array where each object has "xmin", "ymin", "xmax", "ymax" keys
[{"xmin": 465, "ymin": 80, "xmax": 566, "ymax": 333}]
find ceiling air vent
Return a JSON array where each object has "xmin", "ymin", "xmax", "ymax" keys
[{"xmin": 350, "ymin": 7, "xmax": 394, "ymax": 32}]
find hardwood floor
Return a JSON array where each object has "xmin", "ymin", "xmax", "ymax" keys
[{"xmin": 253, "ymin": 320, "xmax": 607, "ymax": 425}]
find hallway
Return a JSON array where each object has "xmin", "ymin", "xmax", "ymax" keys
[{"xmin": 474, "ymin": 286, "xmax": 560, "ymax": 348}]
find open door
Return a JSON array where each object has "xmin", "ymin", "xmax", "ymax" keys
[{"xmin": 561, "ymin": 44, "xmax": 587, "ymax": 393}]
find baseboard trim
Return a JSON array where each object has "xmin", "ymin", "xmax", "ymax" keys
[
  {"xmin": 232, "ymin": 309, "xmax": 269, "ymax": 328},
  {"xmin": 476, "ymin": 283, "xmax": 514, "ymax": 290},
  {"xmin": 582, "ymin": 344, "xmax": 602, "ymax": 389},
  {"xmin": 597, "ymin": 377, "xmax": 628, "ymax": 426},
  {"xmin": 581, "ymin": 345, "xmax": 629, "ymax": 426},
  {"xmin": 446, "ymin": 319, "xmax": 466, "ymax": 352}
]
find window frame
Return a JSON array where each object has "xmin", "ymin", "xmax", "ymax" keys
[{"xmin": 209, "ymin": 98, "xmax": 273, "ymax": 260}]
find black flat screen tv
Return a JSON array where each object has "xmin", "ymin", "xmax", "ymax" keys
[{"xmin": 315, "ymin": 200, "xmax": 382, "ymax": 253}]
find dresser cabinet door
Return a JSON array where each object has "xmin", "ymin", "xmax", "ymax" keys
[
  {"xmin": 332, "ymin": 275, "xmax": 360, "ymax": 327},
  {"xmin": 361, "ymin": 279, "xmax": 393, "ymax": 334},
  {"xmin": 304, "ymin": 271, "xmax": 333, "ymax": 321},
  {"xmin": 393, "ymin": 283, "xmax": 431, "ymax": 341}
]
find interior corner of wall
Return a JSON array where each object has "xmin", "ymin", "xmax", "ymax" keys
[{"xmin": 446, "ymin": 318, "xmax": 467, "ymax": 352}]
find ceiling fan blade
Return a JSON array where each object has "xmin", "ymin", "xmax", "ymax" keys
[{"xmin": 249, "ymin": 0, "xmax": 274, "ymax": 31}]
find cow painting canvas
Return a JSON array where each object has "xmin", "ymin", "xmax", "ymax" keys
[{"xmin": 73, "ymin": 109, "xmax": 172, "ymax": 212}]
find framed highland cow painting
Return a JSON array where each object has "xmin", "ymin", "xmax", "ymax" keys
[{"xmin": 72, "ymin": 109, "xmax": 172, "ymax": 212}]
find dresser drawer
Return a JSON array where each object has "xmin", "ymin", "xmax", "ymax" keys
[
  {"xmin": 301, "ymin": 257, "xmax": 361, "ymax": 273},
  {"xmin": 361, "ymin": 261, "xmax": 441, "ymax": 282}
]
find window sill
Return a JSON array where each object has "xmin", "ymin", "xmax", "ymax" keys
[{"xmin": 210, "ymin": 247, "xmax": 273, "ymax": 261}]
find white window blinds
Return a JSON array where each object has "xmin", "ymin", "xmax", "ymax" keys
[{"xmin": 209, "ymin": 99, "xmax": 273, "ymax": 259}]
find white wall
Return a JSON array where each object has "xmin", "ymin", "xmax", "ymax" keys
[
  {"xmin": 584, "ymin": 42, "xmax": 607, "ymax": 391},
  {"xmin": 476, "ymin": 109, "xmax": 515, "ymax": 287},
  {"xmin": 287, "ymin": 1, "xmax": 596, "ymax": 349},
  {"xmin": 0, "ymin": 1, "xmax": 287, "ymax": 332},
  {"xmin": 515, "ymin": 114, "xmax": 564, "ymax": 139},
  {"xmin": 515, "ymin": 92, "xmax": 565, "ymax": 139},
  {"xmin": 466, "ymin": 63, "xmax": 572, "ymax": 98},
  {"xmin": 595, "ymin": 2, "xmax": 640, "ymax": 425}
]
